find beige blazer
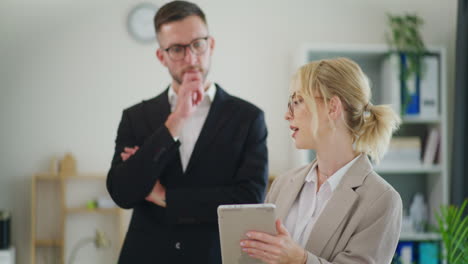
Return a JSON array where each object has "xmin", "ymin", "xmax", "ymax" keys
[{"xmin": 266, "ymin": 155, "xmax": 402, "ymax": 264}]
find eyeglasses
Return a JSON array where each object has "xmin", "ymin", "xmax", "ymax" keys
[
  {"xmin": 287, "ymin": 92, "xmax": 303, "ymax": 116},
  {"xmin": 163, "ymin": 37, "xmax": 210, "ymax": 61},
  {"xmin": 287, "ymin": 92, "xmax": 324, "ymax": 116}
]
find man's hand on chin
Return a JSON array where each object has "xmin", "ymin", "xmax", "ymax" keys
[{"xmin": 165, "ymin": 71, "xmax": 204, "ymax": 138}]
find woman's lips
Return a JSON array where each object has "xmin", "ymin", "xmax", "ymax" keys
[{"xmin": 290, "ymin": 125, "xmax": 299, "ymax": 138}]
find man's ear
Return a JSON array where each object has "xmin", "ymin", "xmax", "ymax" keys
[
  {"xmin": 208, "ymin": 36, "xmax": 215, "ymax": 55},
  {"xmin": 328, "ymin": 96, "xmax": 343, "ymax": 120},
  {"xmin": 156, "ymin": 48, "xmax": 167, "ymax": 67}
]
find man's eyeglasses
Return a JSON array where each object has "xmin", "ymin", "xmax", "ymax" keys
[{"xmin": 164, "ymin": 37, "xmax": 210, "ymax": 61}]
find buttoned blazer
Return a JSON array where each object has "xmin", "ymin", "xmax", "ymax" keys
[
  {"xmin": 266, "ymin": 155, "xmax": 402, "ymax": 264},
  {"xmin": 107, "ymin": 85, "xmax": 269, "ymax": 263}
]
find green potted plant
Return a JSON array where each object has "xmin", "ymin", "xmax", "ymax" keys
[
  {"xmin": 435, "ymin": 199, "xmax": 468, "ymax": 264},
  {"xmin": 386, "ymin": 13, "xmax": 428, "ymax": 115}
]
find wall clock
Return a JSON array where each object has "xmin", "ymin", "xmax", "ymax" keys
[{"xmin": 127, "ymin": 3, "xmax": 158, "ymax": 43}]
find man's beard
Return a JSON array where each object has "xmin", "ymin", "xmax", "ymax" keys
[{"xmin": 171, "ymin": 65, "xmax": 209, "ymax": 85}]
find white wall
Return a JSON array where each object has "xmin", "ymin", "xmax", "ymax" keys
[{"xmin": 0, "ymin": 0, "xmax": 458, "ymax": 263}]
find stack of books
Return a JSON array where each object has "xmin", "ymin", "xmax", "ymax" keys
[
  {"xmin": 382, "ymin": 137, "xmax": 421, "ymax": 166},
  {"xmin": 379, "ymin": 130, "xmax": 440, "ymax": 168}
]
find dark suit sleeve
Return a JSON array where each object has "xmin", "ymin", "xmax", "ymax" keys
[
  {"xmin": 106, "ymin": 110, "xmax": 180, "ymax": 209},
  {"xmin": 165, "ymin": 111, "xmax": 268, "ymax": 224}
]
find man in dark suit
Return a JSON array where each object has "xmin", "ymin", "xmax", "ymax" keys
[{"xmin": 106, "ymin": 1, "xmax": 268, "ymax": 263}]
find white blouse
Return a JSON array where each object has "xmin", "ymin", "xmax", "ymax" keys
[{"xmin": 284, "ymin": 155, "xmax": 361, "ymax": 247}]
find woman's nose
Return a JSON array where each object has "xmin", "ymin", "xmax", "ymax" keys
[{"xmin": 285, "ymin": 110, "xmax": 292, "ymax": 121}]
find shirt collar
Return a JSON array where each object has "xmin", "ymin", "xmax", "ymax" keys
[
  {"xmin": 168, "ymin": 82, "xmax": 216, "ymax": 106},
  {"xmin": 305, "ymin": 162, "xmax": 318, "ymax": 183},
  {"xmin": 305, "ymin": 154, "xmax": 362, "ymax": 191}
]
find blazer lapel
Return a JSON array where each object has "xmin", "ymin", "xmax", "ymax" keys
[
  {"xmin": 276, "ymin": 162, "xmax": 316, "ymax": 221},
  {"xmin": 184, "ymin": 85, "xmax": 237, "ymax": 174},
  {"xmin": 305, "ymin": 155, "xmax": 372, "ymax": 256},
  {"xmin": 143, "ymin": 88, "xmax": 171, "ymax": 133}
]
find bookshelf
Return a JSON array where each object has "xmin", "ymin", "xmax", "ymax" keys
[
  {"xmin": 31, "ymin": 173, "xmax": 124, "ymax": 264},
  {"xmin": 374, "ymin": 164, "xmax": 442, "ymax": 174},
  {"xmin": 399, "ymin": 232, "xmax": 441, "ymax": 242},
  {"xmin": 402, "ymin": 116, "xmax": 441, "ymax": 124},
  {"xmin": 290, "ymin": 44, "xmax": 448, "ymax": 245}
]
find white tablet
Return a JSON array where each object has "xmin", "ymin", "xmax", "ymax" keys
[{"xmin": 217, "ymin": 204, "xmax": 277, "ymax": 264}]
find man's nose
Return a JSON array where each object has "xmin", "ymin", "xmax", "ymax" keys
[{"xmin": 184, "ymin": 46, "xmax": 197, "ymax": 64}]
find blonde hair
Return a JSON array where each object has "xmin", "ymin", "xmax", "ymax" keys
[{"xmin": 291, "ymin": 57, "xmax": 401, "ymax": 163}]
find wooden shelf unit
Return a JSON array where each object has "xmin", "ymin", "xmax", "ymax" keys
[
  {"xmin": 34, "ymin": 240, "xmax": 64, "ymax": 248},
  {"xmin": 31, "ymin": 173, "xmax": 123, "ymax": 264},
  {"xmin": 65, "ymin": 207, "xmax": 120, "ymax": 214}
]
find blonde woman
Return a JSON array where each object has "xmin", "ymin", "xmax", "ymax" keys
[{"xmin": 240, "ymin": 58, "xmax": 402, "ymax": 264}]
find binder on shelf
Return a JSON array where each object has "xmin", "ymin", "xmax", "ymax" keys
[
  {"xmin": 380, "ymin": 54, "xmax": 401, "ymax": 115},
  {"xmin": 400, "ymin": 53, "xmax": 420, "ymax": 115},
  {"xmin": 381, "ymin": 53, "xmax": 440, "ymax": 119},
  {"xmin": 418, "ymin": 242, "xmax": 439, "ymax": 264},
  {"xmin": 419, "ymin": 55, "xmax": 440, "ymax": 119},
  {"xmin": 423, "ymin": 127, "xmax": 440, "ymax": 165},
  {"xmin": 395, "ymin": 241, "xmax": 415, "ymax": 264}
]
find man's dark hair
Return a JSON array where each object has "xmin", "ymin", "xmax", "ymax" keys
[{"xmin": 154, "ymin": 1, "xmax": 207, "ymax": 34}]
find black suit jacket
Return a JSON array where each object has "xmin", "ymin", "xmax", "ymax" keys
[{"xmin": 107, "ymin": 85, "xmax": 268, "ymax": 263}]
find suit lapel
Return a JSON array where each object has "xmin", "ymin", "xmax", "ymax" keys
[
  {"xmin": 305, "ymin": 155, "xmax": 372, "ymax": 256},
  {"xmin": 184, "ymin": 85, "xmax": 237, "ymax": 174},
  {"xmin": 143, "ymin": 87, "xmax": 171, "ymax": 133},
  {"xmin": 304, "ymin": 187, "xmax": 358, "ymax": 256},
  {"xmin": 276, "ymin": 162, "xmax": 316, "ymax": 221}
]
